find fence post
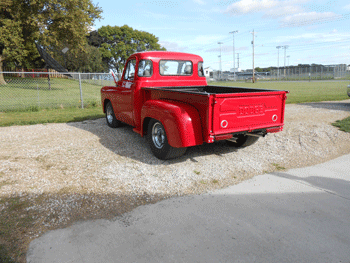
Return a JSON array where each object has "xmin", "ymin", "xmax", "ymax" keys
[
  {"xmin": 37, "ymin": 84, "xmax": 40, "ymax": 108},
  {"xmin": 79, "ymin": 73, "xmax": 84, "ymax": 109}
]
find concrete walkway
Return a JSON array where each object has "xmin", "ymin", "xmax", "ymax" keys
[{"xmin": 27, "ymin": 154, "xmax": 350, "ymax": 263}]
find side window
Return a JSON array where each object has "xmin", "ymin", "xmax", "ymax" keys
[
  {"xmin": 198, "ymin": 62, "xmax": 204, "ymax": 77},
  {"xmin": 124, "ymin": 59, "xmax": 136, "ymax": 80},
  {"xmin": 138, "ymin": 60, "xmax": 153, "ymax": 77}
]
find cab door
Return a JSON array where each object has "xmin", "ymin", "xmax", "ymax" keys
[
  {"xmin": 114, "ymin": 58, "xmax": 136, "ymax": 126},
  {"xmin": 112, "ymin": 58, "xmax": 136, "ymax": 126}
]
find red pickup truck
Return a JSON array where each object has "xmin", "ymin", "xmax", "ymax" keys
[{"xmin": 101, "ymin": 51, "xmax": 288, "ymax": 159}]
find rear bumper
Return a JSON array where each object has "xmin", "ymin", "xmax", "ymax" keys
[{"xmin": 211, "ymin": 126, "xmax": 283, "ymax": 142}]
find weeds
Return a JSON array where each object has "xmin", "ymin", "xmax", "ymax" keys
[
  {"xmin": 332, "ymin": 116, "xmax": 350, "ymax": 133},
  {"xmin": 272, "ymin": 163, "xmax": 286, "ymax": 171}
]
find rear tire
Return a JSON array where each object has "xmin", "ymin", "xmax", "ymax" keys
[
  {"xmin": 105, "ymin": 101, "xmax": 123, "ymax": 128},
  {"xmin": 226, "ymin": 135, "xmax": 259, "ymax": 148},
  {"xmin": 147, "ymin": 119, "xmax": 187, "ymax": 160}
]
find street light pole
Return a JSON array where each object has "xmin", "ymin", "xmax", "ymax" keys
[
  {"xmin": 218, "ymin": 42, "xmax": 223, "ymax": 79},
  {"xmin": 251, "ymin": 30, "xmax": 255, "ymax": 83},
  {"xmin": 229, "ymin": 30, "xmax": 238, "ymax": 80}
]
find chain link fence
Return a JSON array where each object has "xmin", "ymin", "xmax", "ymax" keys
[
  {"xmin": 270, "ymin": 64, "xmax": 350, "ymax": 81},
  {"xmin": 0, "ymin": 72, "xmax": 115, "ymax": 111},
  {"xmin": 210, "ymin": 64, "xmax": 350, "ymax": 82}
]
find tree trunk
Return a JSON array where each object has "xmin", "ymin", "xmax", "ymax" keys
[{"xmin": 0, "ymin": 56, "xmax": 7, "ymax": 85}]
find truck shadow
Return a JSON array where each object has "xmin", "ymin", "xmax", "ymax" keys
[
  {"xmin": 68, "ymin": 118, "xmax": 240, "ymax": 165},
  {"xmin": 298, "ymin": 100, "xmax": 350, "ymax": 112}
]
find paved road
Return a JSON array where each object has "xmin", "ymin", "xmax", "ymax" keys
[{"xmin": 27, "ymin": 154, "xmax": 350, "ymax": 263}]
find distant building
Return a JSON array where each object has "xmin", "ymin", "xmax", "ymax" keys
[
  {"xmin": 230, "ymin": 68, "xmax": 242, "ymax": 73},
  {"xmin": 204, "ymin": 67, "xmax": 213, "ymax": 78}
]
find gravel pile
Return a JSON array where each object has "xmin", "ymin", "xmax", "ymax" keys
[{"xmin": 0, "ymin": 100, "xmax": 350, "ymax": 237}]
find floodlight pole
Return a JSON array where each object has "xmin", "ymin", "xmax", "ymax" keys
[
  {"xmin": 276, "ymin": 46, "xmax": 282, "ymax": 80},
  {"xmin": 229, "ymin": 30, "xmax": 238, "ymax": 80},
  {"xmin": 218, "ymin": 42, "xmax": 223, "ymax": 79}
]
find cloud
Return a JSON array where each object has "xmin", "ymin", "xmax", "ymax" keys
[
  {"xmin": 225, "ymin": 0, "xmax": 279, "ymax": 15},
  {"xmin": 279, "ymin": 12, "xmax": 340, "ymax": 27},
  {"xmin": 344, "ymin": 4, "xmax": 350, "ymax": 10},
  {"xmin": 193, "ymin": 0, "xmax": 206, "ymax": 5},
  {"xmin": 264, "ymin": 5, "xmax": 303, "ymax": 18},
  {"xmin": 205, "ymin": 45, "xmax": 249, "ymax": 53},
  {"xmin": 159, "ymin": 41, "xmax": 188, "ymax": 52},
  {"xmin": 224, "ymin": 0, "xmax": 309, "ymax": 17}
]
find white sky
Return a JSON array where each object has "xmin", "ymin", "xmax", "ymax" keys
[{"xmin": 93, "ymin": 0, "xmax": 350, "ymax": 71}]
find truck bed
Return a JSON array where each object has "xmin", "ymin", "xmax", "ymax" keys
[{"xmin": 142, "ymin": 85, "xmax": 288, "ymax": 143}]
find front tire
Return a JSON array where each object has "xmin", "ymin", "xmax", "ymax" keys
[
  {"xmin": 226, "ymin": 135, "xmax": 259, "ymax": 148},
  {"xmin": 105, "ymin": 101, "xmax": 122, "ymax": 128},
  {"xmin": 147, "ymin": 119, "xmax": 187, "ymax": 160}
]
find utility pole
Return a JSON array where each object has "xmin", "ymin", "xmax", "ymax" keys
[
  {"xmin": 276, "ymin": 46, "xmax": 281, "ymax": 80},
  {"xmin": 237, "ymin": 53, "xmax": 240, "ymax": 69},
  {"xmin": 251, "ymin": 30, "xmax": 255, "ymax": 83},
  {"xmin": 282, "ymin": 45, "xmax": 289, "ymax": 77},
  {"xmin": 218, "ymin": 42, "xmax": 223, "ymax": 79},
  {"xmin": 229, "ymin": 30, "xmax": 238, "ymax": 80}
]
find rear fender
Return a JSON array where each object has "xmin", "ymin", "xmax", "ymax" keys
[{"xmin": 141, "ymin": 100, "xmax": 203, "ymax": 148}]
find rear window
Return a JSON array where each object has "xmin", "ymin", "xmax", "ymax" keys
[{"xmin": 159, "ymin": 60, "xmax": 193, "ymax": 76}]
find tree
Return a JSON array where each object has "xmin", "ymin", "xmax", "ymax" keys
[
  {"xmin": 48, "ymin": 44, "xmax": 107, "ymax": 72},
  {"xmin": 88, "ymin": 25, "xmax": 166, "ymax": 73},
  {"xmin": 0, "ymin": 0, "xmax": 102, "ymax": 84}
]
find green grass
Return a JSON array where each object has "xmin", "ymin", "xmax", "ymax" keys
[
  {"xmin": 0, "ymin": 106, "xmax": 105, "ymax": 127},
  {"xmin": 0, "ymin": 77, "xmax": 111, "ymax": 112},
  {"xmin": 332, "ymin": 116, "xmax": 350, "ymax": 133},
  {"xmin": 210, "ymin": 80, "xmax": 349, "ymax": 104},
  {"xmin": 0, "ymin": 79, "xmax": 349, "ymax": 127}
]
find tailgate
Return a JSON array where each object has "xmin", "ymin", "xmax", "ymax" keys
[{"xmin": 212, "ymin": 91, "xmax": 287, "ymax": 135}]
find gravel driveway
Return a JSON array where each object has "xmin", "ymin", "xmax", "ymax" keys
[{"xmin": 0, "ymin": 100, "xmax": 350, "ymax": 261}]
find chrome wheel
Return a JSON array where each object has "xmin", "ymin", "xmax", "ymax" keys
[
  {"xmin": 147, "ymin": 119, "xmax": 187, "ymax": 160},
  {"xmin": 152, "ymin": 122, "xmax": 166, "ymax": 149},
  {"xmin": 105, "ymin": 101, "xmax": 122, "ymax": 128}
]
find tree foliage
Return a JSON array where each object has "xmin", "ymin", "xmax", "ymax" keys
[
  {"xmin": 49, "ymin": 44, "xmax": 107, "ymax": 72},
  {"xmin": 88, "ymin": 25, "xmax": 166, "ymax": 73},
  {"xmin": 0, "ymin": 0, "xmax": 102, "ymax": 83}
]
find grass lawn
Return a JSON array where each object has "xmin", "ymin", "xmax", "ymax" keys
[
  {"xmin": 210, "ymin": 80, "xmax": 349, "ymax": 104},
  {"xmin": 0, "ymin": 80, "xmax": 349, "ymax": 127},
  {"xmin": 0, "ymin": 77, "xmax": 111, "ymax": 112},
  {"xmin": 0, "ymin": 106, "xmax": 105, "ymax": 127}
]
